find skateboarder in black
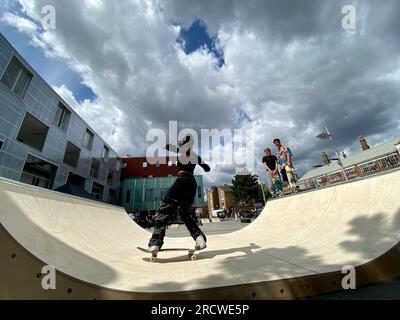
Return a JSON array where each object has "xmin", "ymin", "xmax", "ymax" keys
[{"xmin": 148, "ymin": 135, "xmax": 211, "ymax": 253}]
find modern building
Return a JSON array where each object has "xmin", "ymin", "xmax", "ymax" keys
[
  {"xmin": 207, "ymin": 184, "xmax": 234, "ymax": 214},
  {"xmin": 298, "ymin": 135, "xmax": 400, "ymax": 189},
  {"xmin": 120, "ymin": 157, "xmax": 206, "ymax": 217},
  {"xmin": 0, "ymin": 33, "xmax": 121, "ymax": 203}
]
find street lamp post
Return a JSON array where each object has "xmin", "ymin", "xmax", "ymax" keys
[
  {"xmin": 255, "ymin": 175, "xmax": 267, "ymax": 205},
  {"xmin": 316, "ymin": 126, "xmax": 348, "ymax": 181}
]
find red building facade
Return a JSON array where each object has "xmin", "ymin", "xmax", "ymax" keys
[{"xmin": 121, "ymin": 157, "xmax": 179, "ymax": 179}]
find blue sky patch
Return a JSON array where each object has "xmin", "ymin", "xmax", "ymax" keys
[
  {"xmin": 235, "ymin": 107, "xmax": 253, "ymax": 124},
  {"xmin": 177, "ymin": 20, "xmax": 225, "ymax": 69}
]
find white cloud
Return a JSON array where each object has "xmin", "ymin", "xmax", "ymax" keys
[
  {"xmin": 53, "ymin": 84, "xmax": 130, "ymax": 154},
  {"xmin": 3, "ymin": 0, "xmax": 400, "ymax": 188},
  {"xmin": 1, "ymin": 12, "xmax": 39, "ymax": 34}
]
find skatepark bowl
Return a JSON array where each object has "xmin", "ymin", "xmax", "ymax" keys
[{"xmin": 1, "ymin": 169, "xmax": 400, "ymax": 300}]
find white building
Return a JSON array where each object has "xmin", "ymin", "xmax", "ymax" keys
[{"xmin": 298, "ymin": 135, "xmax": 400, "ymax": 190}]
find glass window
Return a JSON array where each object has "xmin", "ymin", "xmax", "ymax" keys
[
  {"xmin": 0, "ymin": 140, "xmax": 3, "ymax": 151},
  {"xmin": 108, "ymin": 189, "xmax": 116, "ymax": 204},
  {"xmin": 329, "ymin": 172, "xmax": 342, "ymax": 181},
  {"xmin": 153, "ymin": 189, "xmax": 161, "ymax": 201},
  {"xmin": 1, "ymin": 57, "xmax": 20, "ymax": 89},
  {"xmin": 379, "ymin": 155, "xmax": 398, "ymax": 168},
  {"xmin": 90, "ymin": 159, "xmax": 100, "ymax": 178},
  {"xmin": 16, "ymin": 113, "xmax": 49, "ymax": 152},
  {"xmin": 359, "ymin": 162, "xmax": 378, "ymax": 173},
  {"xmin": 91, "ymin": 182, "xmax": 104, "ymax": 200},
  {"xmin": 116, "ymin": 159, "xmax": 121, "ymax": 172},
  {"xmin": 63, "ymin": 142, "xmax": 81, "ymax": 168},
  {"xmin": 83, "ymin": 129, "xmax": 94, "ymax": 150},
  {"xmin": 161, "ymin": 188, "xmax": 169, "ymax": 199},
  {"xmin": 345, "ymin": 167, "xmax": 357, "ymax": 178},
  {"xmin": 1, "ymin": 56, "xmax": 32, "ymax": 99},
  {"xmin": 13, "ymin": 68, "xmax": 32, "ymax": 97},
  {"xmin": 19, "ymin": 154, "xmax": 57, "ymax": 190},
  {"xmin": 107, "ymin": 169, "xmax": 113, "ymax": 186},
  {"xmin": 126, "ymin": 190, "xmax": 131, "ymax": 203},
  {"xmin": 102, "ymin": 146, "xmax": 109, "ymax": 161},
  {"xmin": 145, "ymin": 189, "xmax": 153, "ymax": 201},
  {"xmin": 143, "ymin": 162, "xmax": 148, "ymax": 168},
  {"xmin": 53, "ymin": 103, "xmax": 71, "ymax": 131}
]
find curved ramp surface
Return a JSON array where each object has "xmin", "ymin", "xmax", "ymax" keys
[{"xmin": 1, "ymin": 170, "xmax": 400, "ymax": 299}]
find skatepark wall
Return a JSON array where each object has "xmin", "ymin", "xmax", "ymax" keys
[{"xmin": 1, "ymin": 169, "xmax": 400, "ymax": 299}]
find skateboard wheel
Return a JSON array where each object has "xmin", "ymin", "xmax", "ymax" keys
[
  {"xmin": 190, "ymin": 255, "xmax": 197, "ymax": 261},
  {"xmin": 150, "ymin": 257, "xmax": 157, "ymax": 263}
]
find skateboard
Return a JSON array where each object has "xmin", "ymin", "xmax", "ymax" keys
[
  {"xmin": 137, "ymin": 247, "xmax": 198, "ymax": 263},
  {"xmin": 285, "ymin": 167, "xmax": 298, "ymax": 192}
]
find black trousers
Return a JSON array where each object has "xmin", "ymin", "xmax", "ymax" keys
[
  {"xmin": 148, "ymin": 172, "xmax": 206, "ymax": 248},
  {"xmin": 281, "ymin": 168, "xmax": 288, "ymax": 182}
]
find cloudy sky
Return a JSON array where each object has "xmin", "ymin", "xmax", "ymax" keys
[{"xmin": 1, "ymin": 0, "xmax": 399, "ymax": 188}]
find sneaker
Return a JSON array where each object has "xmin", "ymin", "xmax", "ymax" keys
[
  {"xmin": 195, "ymin": 235, "xmax": 207, "ymax": 250},
  {"xmin": 148, "ymin": 245, "xmax": 160, "ymax": 253}
]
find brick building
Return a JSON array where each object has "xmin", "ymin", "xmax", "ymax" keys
[
  {"xmin": 207, "ymin": 184, "xmax": 234, "ymax": 215},
  {"xmin": 120, "ymin": 157, "xmax": 205, "ymax": 218}
]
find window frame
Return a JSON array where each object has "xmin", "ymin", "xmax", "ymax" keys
[
  {"xmin": 16, "ymin": 112, "xmax": 49, "ymax": 152},
  {"xmin": 63, "ymin": 141, "xmax": 81, "ymax": 169},
  {"xmin": 344, "ymin": 167, "xmax": 357, "ymax": 178},
  {"xmin": 379, "ymin": 154, "xmax": 399, "ymax": 168},
  {"xmin": 83, "ymin": 129, "xmax": 94, "ymax": 150},
  {"xmin": 0, "ymin": 56, "xmax": 33, "ymax": 100},
  {"xmin": 116, "ymin": 158, "xmax": 122, "ymax": 172},
  {"xmin": 145, "ymin": 189, "xmax": 154, "ymax": 201},
  {"xmin": 90, "ymin": 158, "xmax": 100, "ymax": 178},
  {"xmin": 107, "ymin": 169, "xmax": 113, "ymax": 186},
  {"xmin": 102, "ymin": 145, "xmax": 109, "ymax": 162},
  {"xmin": 359, "ymin": 161, "xmax": 378, "ymax": 173},
  {"xmin": 53, "ymin": 103, "xmax": 71, "ymax": 131}
]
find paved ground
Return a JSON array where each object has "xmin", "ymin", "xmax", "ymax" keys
[
  {"xmin": 165, "ymin": 218, "xmax": 247, "ymax": 237},
  {"xmin": 156, "ymin": 219, "xmax": 400, "ymax": 300}
]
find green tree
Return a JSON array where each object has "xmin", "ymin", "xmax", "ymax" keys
[
  {"xmin": 255, "ymin": 183, "xmax": 272, "ymax": 203},
  {"xmin": 231, "ymin": 173, "xmax": 261, "ymax": 206}
]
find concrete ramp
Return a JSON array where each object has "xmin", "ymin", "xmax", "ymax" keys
[{"xmin": 1, "ymin": 170, "xmax": 400, "ymax": 299}]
